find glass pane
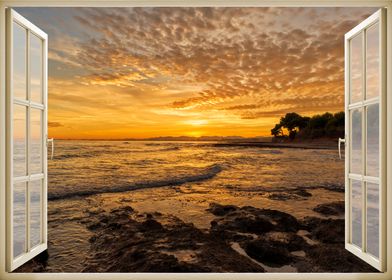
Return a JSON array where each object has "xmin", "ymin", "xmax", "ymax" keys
[
  {"xmin": 13, "ymin": 105, "xmax": 26, "ymax": 177},
  {"xmin": 13, "ymin": 181, "xmax": 26, "ymax": 258},
  {"xmin": 367, "ymin": 182, "xmax": 379, "ymax": 258},
  {"xmin": 351, "ymin": 180, "xmax": 362, "ymax": 248},
  {"xmin": 13, "ymin": 22, "xmax": 27, "ymax": 100},
  {"xmin": 366, "ymin": 104, "xmax": 379, "ymax": 177},
  {"xmin": 351, "ymin": 108, "xmax": 362, "ymax": 174},
  {"xmin": 366, "ymin": 23, "xmax": 380, "ymax": 100},
  {"xmin": 30, "ymin": 180, "xmax": 42, "ymax": 248},
  {"xmin": 30, "ymin": 34, "xmax": 43, "ymax": 103},
  {"xmin": 350, "ymin": 33, "xmax": 363, "ymax": 103},
  {"xmin": 30, "ymin": 109, "xmax": 42, "ymax": 174}
]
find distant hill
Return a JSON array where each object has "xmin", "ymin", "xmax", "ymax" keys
[
  {"xmin": 124, "ymin": 136, "xmax": 272, "ymax": 142},
  {"xmin": 56, "ymin": 136, "xmax": 272, "ymax": 142}
]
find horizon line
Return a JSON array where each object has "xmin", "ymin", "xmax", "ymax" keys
[{"xmin": 49, "ymin": 135, "xmax": 272, "ymax": 141}]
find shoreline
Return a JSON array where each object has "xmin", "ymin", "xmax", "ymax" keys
[
  {"xmin": 213, "ymin": 141, "xmax": 339, "ymax": 150},
  {"xmin": 16, "ymin": 143, "xmax": 356, "ymax": 273},
  {"xmin": 16, "ymin": 183, "xmax": 375, "ymax": 273},
  {"xmin": 17, "ymin": 197, "xmax": 376, "ymax": 273}
]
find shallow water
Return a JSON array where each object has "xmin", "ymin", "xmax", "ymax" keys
[{"xmin": 48, "ymin": 140, "xmax": 344, "ymax": 199}]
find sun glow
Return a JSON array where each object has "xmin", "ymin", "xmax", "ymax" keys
[
  {"xmin": 15, "ymin": 7, "xmax": 376, "ymax": 140},
  {"xmin": 184, "ymin": 120, "xmax": 208, "ymax": 126},
  {"xmin": 186, "ymin": 131, "xmax": 204, "ymax": 137}
]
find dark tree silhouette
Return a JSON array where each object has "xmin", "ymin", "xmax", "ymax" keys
[
  {"xmin": 271, "ymin": 124, "xmax": 283, "ymax": 137},
  {"xmin": 271, "ymin": 111, "xmax": 344, "ymax": 141},
  {"xmin": 279, "ymin": 112, "xmax": 309, "ymax": 140}
]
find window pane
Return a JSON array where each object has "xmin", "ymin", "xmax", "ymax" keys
[
  {"xmin": 30, "ymin": 180, "xmax": 42, "ymax": 248},
  {"xmin": 13, "ymin": 181, "xmax": 26, "ymax": 258},
  {"xmin": 30, "ymin": 109, "xmax": 42, "ymax": 174},
  {"xmin": 366, "ymin": 104, "xmax": 379, "ymax": 177},
  {"xmin": 13, "ymin": 22, "xmax": 27, "ymax": 100},
  {"xmin": 350, "ymin": 33, "xmax": 363, "ymax": 103},
  {"xmin": 351, "ymin": 108, "xmax": 362, "ymax": 174},
  {"xmin": 351, "ymin": 180, "xmax": 362, "ymax": 248},
  {"xmin": 13, "ymin": 105, "xmax": 26, "ymax": 177},
  {"xmin": 366, "ymin": 23, "xmax": 380, "ymax": 100},
  {"xmin": 367, "ymin": 182, "xmax": 379, "ymax": 258},
  {"xmin": 30, "ymin": 34, "xmax": 43, "ymax": 103}
]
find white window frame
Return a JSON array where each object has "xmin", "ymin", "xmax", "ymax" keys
[
  {"xmin": 6, "ymin": 8, "xmax": 48, "ymax": 272},
  {"xmin": 0, "ymin": 1, "xmax": 391, "ymax": 280},
  {"xmin": 344, "ymin": 9, "xmax": 387, "ymax": 271}
]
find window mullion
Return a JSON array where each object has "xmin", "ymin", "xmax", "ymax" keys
[{"xmin": 26, "ymin": 28, "xmax": 31, "ymax": 253}]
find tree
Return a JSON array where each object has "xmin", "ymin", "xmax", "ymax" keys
[
  {"xmin": 271, "ymin": 124, "xmax": 283, "ymax": 137},
  {"xmin": 270, "ymin": 111, "xmax": 344, "ymax": 140},
  {"xmin": 280, "ymin": 113, "xmax": 303, "ymax": 132},
  {"xmin": 279, "ymin": 112, "xmax": 309, "ymax": 140}
]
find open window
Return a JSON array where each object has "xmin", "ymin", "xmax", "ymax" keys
[
  {"xmin": 2, "ymin": 6, "xmax": 388, "ymax": 274},
  {"xmin": 344, "ymin": 9, "xmax": 386, "ymax": 271},
  {"xmin": 6, "ymin": 9, "xmax": 48, "ymax": 271}
]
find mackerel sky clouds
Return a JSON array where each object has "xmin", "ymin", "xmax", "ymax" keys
[{"xmin": 17, "ymin": 7, "xmax": 378, "ymax": 139}]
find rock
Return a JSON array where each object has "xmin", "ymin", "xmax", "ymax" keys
[
  {"xmin": 146, "ymin": 213, "xmax": 153, "ymax": 219},
  {"xmin": 212, "ymin": 215, "xmax": 275, "ymax": 234},
  {"xmin": 294, "ymin": 189, "xmax": 312, "ymax": 197},
  {"xmin": 303, "ymin": 244, "xmax": 378, "ymax": 272},
  {"xmin": 244, "ymin": 238, "xmax": 292, "ymax": 266},
  {"xmin": 139, "ymin": 219, "xmax": 164, "ymax": 232},
  {"xmin": 301, "ymin": 217, "xmax": 344, "ymax": 244},
  {"xmin": 210, "ymin": 204, "xmax": 300, "ymax": 236},
  {"xmin": 251, "ymin": 208, "xmax": 300, "ymax": 233},
  {"xmin": 13, "ymin": 250, "xmax": 49, "ymax": 272},
  {"xmin": 16, "ymin": 203, "xmax": 377, "ymax": 273},
  {"xmin": 267, "ymin": 193, "xmax": 293, "ymax": 201},
  {"xmin": 110, "ymin": 206, "xmax": 134, "ymax": 214},
  {"xmin": 263, "ymin": 231, "xmax": 308, "ymax": 252},
  {"xmin": 313, "ymin": 201, "xmax": 344, "ymax": 216},
  {"xmin": 267, "ymin": 190, "xmax": 311, "ymax": 201},
  {"xmin": 207, "ymin": 203, "xmax": 238, "ymax": 216},
  {"xmin": 87, "ymin": 221, "xmax": 103, "ymax": 230},
  {"xmin": 36, "ymin": 250, "xmax": 49, "ymax": 263},
  {"xmin": 322, "ymin": 185, "xmax": 345, "ymax": 193},
  {"xmin": 82, "ymin": 205, "xmax": 264, "ymax": 272},
  {"xmin": 106, "ymin": 250, "xmax": 203, "ymax": 272}
]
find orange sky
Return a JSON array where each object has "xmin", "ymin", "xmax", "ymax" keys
[{"xmin": 18, "ymin": 7, "xmax": 378, "ymax": 139}]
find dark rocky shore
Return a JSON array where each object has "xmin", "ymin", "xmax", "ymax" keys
[{"xmin": 17, "ymin": 201, "xmax": 377, "ymax": 273}]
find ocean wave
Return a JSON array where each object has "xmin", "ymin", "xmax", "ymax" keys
[
  {"xmin": 54, "ymin": 152, "xmax": 96, "ymax": 160},
  {"xmin": 48, "ymin": 163, "xmax": 222, "ymax": 200},
  {"xmin": 144, "ymin": 143, "xmax": 162, "ymax": 146},
  {"xmin": 130, "ymin": 147, "xmax": 180, "ymax": 153}
]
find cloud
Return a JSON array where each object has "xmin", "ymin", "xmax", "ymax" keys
[
  {"xmin": 67, "ymin": 7, "xmax": 376, "ymax": 116},
  {"xmin": 16, "ymin": 7, "xmax": 379, "ymax": 138}
]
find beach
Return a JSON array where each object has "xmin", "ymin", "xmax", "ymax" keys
[{"xmin": 16, "ymin": 140, "xmax": 376, "ymax": 272}]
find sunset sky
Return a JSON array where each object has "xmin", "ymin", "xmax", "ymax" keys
[{"xmin": 17, "ymin": 7, "xmax": 378, "ymax": 139}]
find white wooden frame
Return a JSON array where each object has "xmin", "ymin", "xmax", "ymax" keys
[
  {"xmin": 344, "ymin": 9, "xmax": 386, "ymax": 271},
  {"xmin": 0, "ymin": 1, "xmax": 391, "ymax": 280},
  {"xmin": 5, "ymin": 8, "xmax": 48, "ymax": 272}
]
